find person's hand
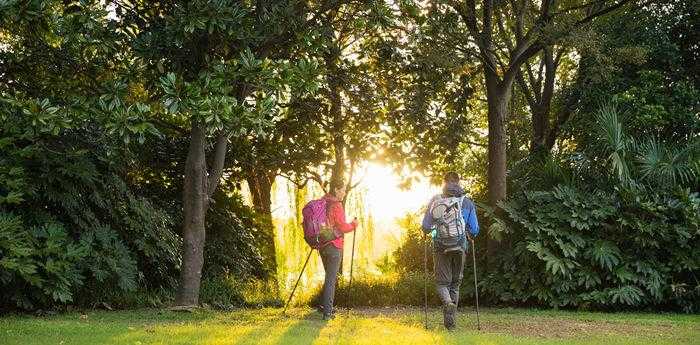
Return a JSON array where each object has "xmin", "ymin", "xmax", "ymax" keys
[{"xmin": 351, "ymin": 218, "xmax": 359, "ymax": 228}]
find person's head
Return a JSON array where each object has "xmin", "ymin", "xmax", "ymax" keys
[
  {"xmin": 443, "ymin": 171, "xmax": 460, "ymax": 185},
  {"xmin": 330, "ymin": 179, "xmax": 346, "ymax": 200}
]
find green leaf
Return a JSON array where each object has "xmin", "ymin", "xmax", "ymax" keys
[{"xmin": 588, "ymin": 240, "xmax": 621, "ymax": 271}]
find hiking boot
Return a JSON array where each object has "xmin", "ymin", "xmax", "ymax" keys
[
  {"xmin": 443, "ymin": 302, "xmax": 457, "ymax": 330},
  {"xmin": 322, "ymin": 313, "xmax": 335, "ymax": 321}
]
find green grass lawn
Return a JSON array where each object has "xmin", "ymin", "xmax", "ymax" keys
[{"xmin": 1, "ymin": 307, "xmax": 698, "ymax": 345}]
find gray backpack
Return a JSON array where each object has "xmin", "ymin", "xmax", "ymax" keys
[{"xmin": 430, "ymin": 195, "xmax": 465, "ymax": 253}]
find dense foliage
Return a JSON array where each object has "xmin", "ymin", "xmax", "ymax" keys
[
  {"xmin": 2, "ymin": 0, "xmax": 698, "ymax": 313},
  {"xmin": 0, "ymin": 99, "xmax": 178, "ymax": 310},
  {"xmin": 204, "ymin": 191, "xmax": 274, "ymax": 280},
  {"xmin": 485, "ymin": 98, "xmax": 699, "ymax": 312},
  {"xmin": 0, "ymin": 0, "xmax": 278, "ymax": 310},
  {"xmin": 391, "ymin": 212, "xmax": 434, "ymax": 275},
  {"xmin": 386, "ymin": 1, "xmax": 699, "ymax": 313},
  {"xmin": 489, "ymin": 185, "xmax": 699, "ymax": 312}
]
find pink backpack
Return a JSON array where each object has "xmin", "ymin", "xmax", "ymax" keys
[{"xmin": 302, "ymin": 198, "xmax": 339, "ymax": 248}]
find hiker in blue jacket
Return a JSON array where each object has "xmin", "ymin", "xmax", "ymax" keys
[{"xmin": 422, "ymin": 171, "xmax": 479, "ymax": 330}]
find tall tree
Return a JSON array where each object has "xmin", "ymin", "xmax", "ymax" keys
[
  {"xmin": 115, "ymin": 0, "xmax": 321, "ymax": 306},
  {"xmin": 370, "ymin": 1, "xmax": 641, "ymax": 256},
  {"xmin": 444, "ymin": 0, "xmax": 636, "ymax": 209},
  {"xmin": 241, "ymin": 1, "xmax": 394, "ymax": 203},
  {"xmin": 380, "ymin": 1, "xmax": 638, "ymax": 254}
]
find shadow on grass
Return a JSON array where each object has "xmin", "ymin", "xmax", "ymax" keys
[
  {"xmin": 232, "ymin": 309, "xmax": 326, "ymax": 345},
  {"xmin": 273, "ymin": 310, "xmax": 327, "ymax": 345}
]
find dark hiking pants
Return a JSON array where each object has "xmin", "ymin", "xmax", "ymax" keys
[
  {"xmin": 320, "ymin": 245, "xmax": 342, "ymax": 315},
  {"xmin": 435, "ymin": 249, "xmax": 466, "ymax": 306}
]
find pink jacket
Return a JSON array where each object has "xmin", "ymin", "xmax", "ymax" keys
[{"xmin": 323, "ymin": 194, "xmax": 356, "ymax": 249}]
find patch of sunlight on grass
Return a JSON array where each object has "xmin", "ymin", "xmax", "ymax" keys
[{"xmin": 311, "ymin": 315, "xmax": 444, "ymax": 345}]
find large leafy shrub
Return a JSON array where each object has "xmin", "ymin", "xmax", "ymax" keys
[
  {"xmin": 487, "ymin": 186, "xmax": 699, "ymax": 312},
  {"xmin": 0, "ymin": 96, "xmax": 180, "ymax": 310},
  {"xmin": 486, "ymin": 105, "xmax": 700, "ymax": 312},
  {"xmin": 0, "ymin": 215, "xmax": 87, "ymax": 309},
  {"xmin": 391, "ymin": 212, "xmax": 434, "ymax": 275}
]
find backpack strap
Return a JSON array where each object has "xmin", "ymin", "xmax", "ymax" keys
[
  {"xmin": 456, "ymin": 196, "xmax": 464, "ymax": 232},
  {"xmin": 324, "ymin": 199, "xmax": 332, "ymax": 225},
  {"xmin": 324, "ymin": 199, "xmax": 342, "ymax": 231}
]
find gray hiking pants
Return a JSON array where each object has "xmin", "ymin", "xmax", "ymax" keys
[
  {"xmin": 434, "ymin": 249, "xmax": 466, "ymax": 306},
  {"xmin": 320, "ymin": 245, "xmax": 342, "ymax": 315}
]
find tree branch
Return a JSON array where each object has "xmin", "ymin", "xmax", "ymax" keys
[
  {"xmin": 574, "ymin": 0, "xmax": 636, "ymax": 26},
  {"xmin": 483, "ymin": 0, "xmax": 494, "ymax": 41},
  {"xmin": 512, "ymin": 0, "xmax": 526, "ymax": 41},
  {"xmin": 279, "ymin": 173, "xmax": 310, "ymax": 189},
  {"xmin": 495, "ymin": 7, "xmax": 515, "ymax": 54},
  {"xmin": 503, "ymin": 42, "xmax": 543, "ymax": 86},
  {"xmin": 207, "ymin": 132, "xmax": 228, "ymax": 198},
  {"xmin": 450, "ymin": 0, "xmax": 480, "ymax": 39},
  {"xmin": 516, "ymin": 71, "xmax": 538, "ymax": 109},
  {"xmin": 540, "ymin": 47, "xmax": 557, "ymax": 113},
  {"xmin": 308, "ymin": 170, "xmax": 328, "ymax": 194}
]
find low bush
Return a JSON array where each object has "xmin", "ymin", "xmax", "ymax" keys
[
  {"xmin": 307, "ymin": 273, "xmax": 444, "ymax": 308},
  {"xmin": 203, "ymin": 191, "xmax": 275, "ymax": 281},
  {"xmin": 200, "ymin": 276, "xmax": 282, "ymax": 310}
]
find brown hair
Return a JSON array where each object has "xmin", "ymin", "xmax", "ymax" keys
[
  {"xmin": 443, "ymin": 171, "xmax": 460, "ymax": 184},
  {"xmin": 330, "ymin": 177, "xmax": 345, "ymax": 193}
]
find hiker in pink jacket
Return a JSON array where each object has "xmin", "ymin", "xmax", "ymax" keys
[{"xmin": 318, "ymin": 182, "xmax": 358, "ymax": 320}]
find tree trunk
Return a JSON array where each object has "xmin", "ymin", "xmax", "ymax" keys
[
  {"xmin": 324, "ymin": 49, "xmax": 346, "ymax": 276},
  {"xmin": 246, "ymin": 169, "xmax": 277, "ymax": 274},
  {"xmin": 545, "ymin": 54, "xmax": 588, "ymax": 151},
  {"xmin": 531, "ymin": 105, "xmax": 548, "ymax": 152},
  {"xmin": 530, "ymin": 48, "xmax": 556, "ymax": 153},
  {"xmin": 330, "ymin": 132, "xmax": 345, "ymax": 192},
  {"xmin": 175, "ymin": 124, "xmax": 209, "ymax": 306},
  {"xmin": 485, "ymin": 77, "xmax": 511, "ymax": 210},
  {"xmin": 247, "ymin": 170, "xmax": 274, "ymax": 215},
  {"xmin": 326, "ymin": 55, "xmax": 345, "ymax": 194},
  {"xmin": 484, "ymin": 72, "xmax": 513, "ymax": 258}
]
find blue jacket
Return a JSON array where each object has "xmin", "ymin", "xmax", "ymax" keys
[{"xmin": 422, "ymin": 191, "xmax": 479, "ymax": 252}]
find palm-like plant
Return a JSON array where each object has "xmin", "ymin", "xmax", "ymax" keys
[
  {"xmin": 595, "ymin": 104, "xmax": 699, "ymax": 190},
  {"xmin": 636, "ymin": 138, "xmax": 700, "ymax": 188},
  {"xmin": 595, "ymin": 105, "xmax": 632, "ymax": 184}
]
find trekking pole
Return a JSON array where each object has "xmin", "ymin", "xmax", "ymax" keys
[
  {"xmin": 423, "ymin": 231, "xmax": 428, "ymax": 329},
  {"xmin": 348, "ymin": 221, "xmax": 358, "ymax": 311},
  {"xmin": 470, "ymin": 238, "xmax": 481, "ymax": 330},
  {"xmin": 283, "ymin": 248, "xmax": 314, "ymax": 315}
]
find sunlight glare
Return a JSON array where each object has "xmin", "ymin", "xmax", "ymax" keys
[{"xmin": 361, "ymin": 162, "xmax": 437, "ymax": 223}]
